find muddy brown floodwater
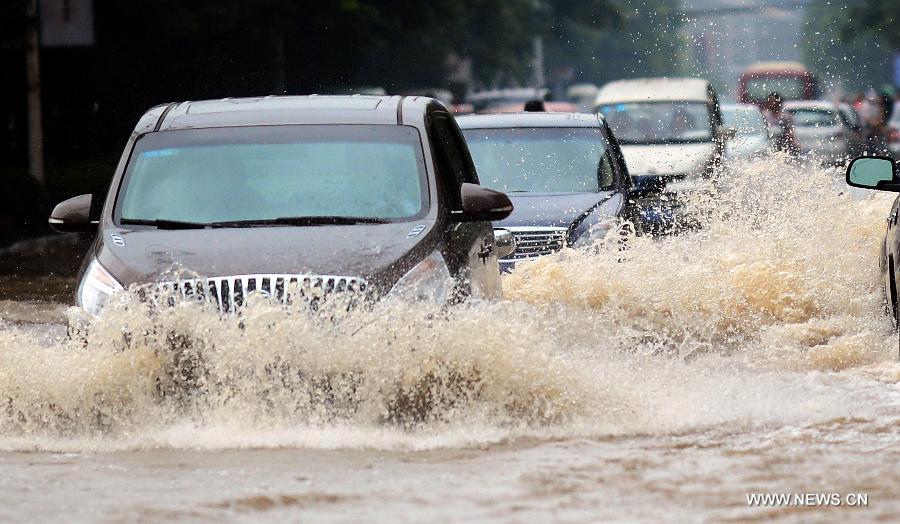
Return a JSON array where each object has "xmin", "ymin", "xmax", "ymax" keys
[{"xmin": 1, "ymin": 157, "xmax": 898, "ymax": 522}]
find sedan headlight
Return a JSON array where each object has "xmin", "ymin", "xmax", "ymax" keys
[
  {"xmin": 388, "ymin": 251, "xmax": 452, "ymax": 303},
  {"xmin": 77, "ymin": 259, "xmax": 124, "ymax": 315},
  {"xmin": 572, "ymin": 217, "xmax": 617, "ymax": 248}
]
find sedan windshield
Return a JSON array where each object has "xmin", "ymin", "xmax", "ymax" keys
[
  {"xmin": 117, "ymin": 125, "xmax": 428, "ymax": 225},
  {"xmin": 461, "ymin": 127, "xmax": 614, "ymax": 193},
  {"xmin": 598, "ymin": 102, "xmax": 712, "ymax": 144},
  {"xmin": 787, "ymin": 109, "xmax": 839, "ymax": 128},
  {"xmin": 722, "ymin": 106, "xmax": 766, "ymax": 136}
]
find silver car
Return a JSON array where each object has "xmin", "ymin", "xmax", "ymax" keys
[
  {"xmin": 721, "ymin": 103, "xmax": 771, "ymax": 161},
  {"xmin": 784, "ymin": 100, "xmax": 853, "ymax": 166},
  {"xmin": 889, "ymin": 107, "xmax": 900, "ymax": 159}
]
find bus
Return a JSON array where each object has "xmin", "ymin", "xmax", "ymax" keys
[{"xmin": 738, "ymin": 61, "xmax": 820, "ymax": 106}]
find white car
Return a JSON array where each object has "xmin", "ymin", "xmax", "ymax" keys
[
  {"xmin": 595, "ymin": 77, "xmax": 727, "ymax": 231},
  {"xmin": 783, "ymin": 100, "xmax": 852, "ymax": 166},
  {"xmin": 468, "ymin": 88, "xmax": 549, "ymax": 113},
  {"xmin": 889, "ymin": 106, "xmax": 900, "ymax": 159},
  {"xmin": 566, "ymin": 83, "xmax": 600, "ymax": 112},
  {"xmin": 721, "ymin": 103, "xmax": 771, "ymax": 161}
]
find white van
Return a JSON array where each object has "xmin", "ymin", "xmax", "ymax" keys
[{"xmin": 595, "ymin": 78, "xmax": 726, "ymax": 230}]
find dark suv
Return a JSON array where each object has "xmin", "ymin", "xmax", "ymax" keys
[{"xmin": 49, "ymin": 96, "xmax": 514, "ymax": 314}]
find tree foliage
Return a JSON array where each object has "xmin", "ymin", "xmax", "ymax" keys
[
  {"xmin": 803, "ymin": 0, "xmax": 896, "ymax": 92},
  {"xmin": 94, "ymin": 0, "xmax": 622, "ymax": 94},
  {"xmin": 545, "ymin": 0, "xmax": 684, "ymax": 88},
  {"xmin": 842, "ymin": 0, "xmax": 900, "ymax": 49}
]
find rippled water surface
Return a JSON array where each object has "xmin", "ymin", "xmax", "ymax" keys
[{"xmin": 1, "ymin": 157, "xmax": 898, "ymax": 522}]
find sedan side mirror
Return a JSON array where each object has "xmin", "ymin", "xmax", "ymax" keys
[
  {"xmin": 715, "ymin": 125, "xmax": 736, "ymax": 140},
  {"xmin": 458, "ymin": 183, "xmax": 513, "ymax": 221},
  {"xmin": 48, "ymin": 194, "xmax": 97, "ymax": 233},
  {"xmin": 846, "ymin": 157, "xmax": 900, "ymax": 191},
  {"xmin": 492, "ymin": 228, "xmax": 517, "ymax": 259}
]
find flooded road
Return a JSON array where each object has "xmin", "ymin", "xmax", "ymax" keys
[{"xmin": 1, "ymin": 157, "xmax": 899, "ymax": 522}]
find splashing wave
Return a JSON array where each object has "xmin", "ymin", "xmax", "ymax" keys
[{"xmin": 0, "ymin": 156, "xmax": 896, "ymax": 451}]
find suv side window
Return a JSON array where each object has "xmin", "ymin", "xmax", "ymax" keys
[{"xmin": 430, "ymin": 113, "xmax": 477, "ymax": 210}]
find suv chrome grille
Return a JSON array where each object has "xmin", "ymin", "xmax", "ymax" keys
[
  {"xmin": 501, "ymin": 227, "xmax": 567, "ymax": 261},
  {"xmin": 154, "ymin": 274, "xmax": 368, "ymax": 313}
]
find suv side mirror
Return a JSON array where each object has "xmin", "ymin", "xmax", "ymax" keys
[
  {"xmin": 846, "ymin": 157, "xmax": 900, "ymax": 191},
  {"xmin": 459, "ymin": 183, "xmax": 513, "ymax": 221},
  {"xmin": 48, "ymin": 194, "xmax": 97, "ymax": 233}
]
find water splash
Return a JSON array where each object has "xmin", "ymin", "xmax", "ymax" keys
[
  {"xmin": 505, "ymin": 154, "xmax": 895, "ymax": 369},
  {"xmin": 0, "ymin": 155, "xmax": 896, "ymax": 451}
]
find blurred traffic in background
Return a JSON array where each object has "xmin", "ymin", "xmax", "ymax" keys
[
  {"xmin": 2, "ymin": 0, "xmax": 898, "ymax": 239},
  {"xmin": 5, "ymin": 1, "xmax": 897, "ymax": 288},
  {"xmin": 3, "ymin": 3, "xmax": 900, "ymax": 521}
]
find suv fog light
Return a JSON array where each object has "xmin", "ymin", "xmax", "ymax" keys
[
  {"xmin": 77, "ymin": 259, "xmax": 124, "ymax": 315},
  {"xmin": 388, "ymin": 251, "xmax": 452, "ymax": 303}
]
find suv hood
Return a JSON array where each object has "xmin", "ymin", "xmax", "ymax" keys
[
  {"xmin": 621, "ymin": 142, "xmax": 716, "ymax": 176},
  {"xmin": 96, "ymin": 221, "xmax": 436, "ymax": 289},
  {"xmin": 495, "ymin": 192, "xmax": 614, "ymax": 229}
]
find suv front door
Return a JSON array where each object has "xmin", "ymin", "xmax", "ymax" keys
[{"xmin": 429, "ymin": 111, "xmax": 502, "ymax": 298}]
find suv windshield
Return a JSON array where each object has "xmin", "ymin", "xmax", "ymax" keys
[
  {"xmin": 461, "ymin": 127, "xmax": 614, "ymax": 193},
  {"xmin": 598, "ymin": 102, "xmax": 712, "ymax": 144},
  {"xmin": 117, "ymin": 125, "xmax": 428, "ymax": 225}
]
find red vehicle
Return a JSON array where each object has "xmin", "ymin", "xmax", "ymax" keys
[{"xmin": 738, "ymin": 61, "xmax": 820, "ymax": 106}]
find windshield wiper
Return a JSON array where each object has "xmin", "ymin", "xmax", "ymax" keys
[
  {"xmin": 618, "ymin": 138, "xmax": 708, "ymax": 145},
  {"xmin": 121, "ymin": 216, "xmax": 390, "ymax": 229},
  {"xmin": 120, "ymin": 218, "xmax": 210, "ymax": 229},
  {"xmin": 207, "ymin": 216, "xmax": 390, "ymax": 227}
]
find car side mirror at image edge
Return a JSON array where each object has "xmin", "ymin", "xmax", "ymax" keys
[
  {"xmin": 458, "ymin": 183, "xmax": 514, "ymax": 222},
  {"xmin": 48, "ymin": 194, "xmax": 98, "ymax": 233},
  {"xmin": 846, "ymin": 156, "xmax": 900, "ymax": 192}
]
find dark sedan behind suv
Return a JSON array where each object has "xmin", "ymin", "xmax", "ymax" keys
[
  {"xmin": 457, "ymin": 112, "xmax": 637, "ymax": 269},
  {"xmin": 49, "ymin": 95, "xmax": 514, "ymax": 314}
]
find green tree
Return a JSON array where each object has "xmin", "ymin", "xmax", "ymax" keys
[
  {"xmin": 803, "ymin": 1, "xmax": 894, "ymax": 92},
  {"xmin": 843, "ymin": 0, "xmax": 900, "ymax": 48},
  {"xmin": 98, "ymin": 0, "xmax": 623, "ymax": 94},
  {"xmin": 545, "ymin": 0, "xmax": 684, "ymax": 89}
]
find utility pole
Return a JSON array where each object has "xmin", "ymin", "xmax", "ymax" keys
[
  {"xmin": 25, "ymin": 0, "xmax": 45, "ymax": 186},
  {"xmin": 270, "ymin": 8, "xmax": 286, "ymax": 95},
  {"xmin": 271, "ymin": 24, "xmax": 286, "ymax": 94},
  {"xmin": 532, "ymin": 36, "xmax": 545, "ymax": 90}
]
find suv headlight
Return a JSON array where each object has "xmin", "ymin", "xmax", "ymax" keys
[
  {"xmin": 77, "ymin": 259, "xmax": 123, "ymax": 315},
  {"xmin": 388, "ymin": 251, "xmax": 452, "ymax": 303}
]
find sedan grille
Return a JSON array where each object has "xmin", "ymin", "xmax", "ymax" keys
[
  {"xmin": 154, "ymin": 274, "xmax": 368, "ymax": 313},
  {"xmin": 501, "ymin": 227, "xmax": 567, "ymax": 261}
]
